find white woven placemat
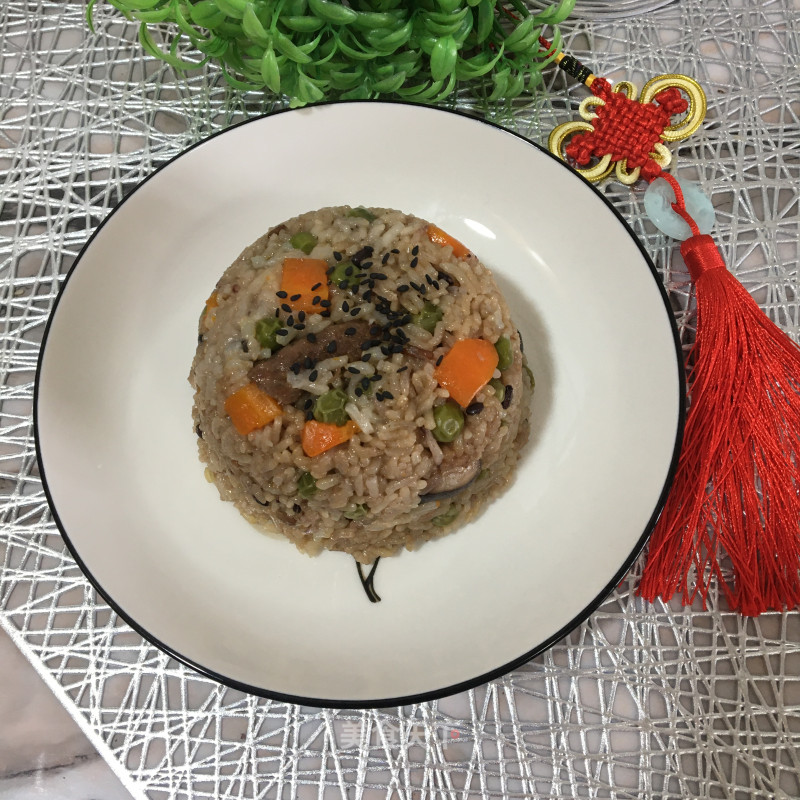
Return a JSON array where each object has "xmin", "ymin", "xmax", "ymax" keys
[{"xmin": 2, "ymin": 1, "xmax": 799, "ymax": 797}]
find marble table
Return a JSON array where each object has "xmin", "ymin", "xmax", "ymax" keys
[{"xmin": 0, "ymin": 628, "xmax": 133, "ymax": 800}]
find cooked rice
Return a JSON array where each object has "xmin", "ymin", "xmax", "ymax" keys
[{"xmin": 189, "ymin": 206, "xmax": 533, "ymax": 563}]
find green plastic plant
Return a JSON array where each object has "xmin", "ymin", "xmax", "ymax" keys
[{"xmin": 88, "ymin": 0, "xmax": 575, "ymax": 106}]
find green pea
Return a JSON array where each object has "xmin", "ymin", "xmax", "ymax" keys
[
  {"xmin": 432, "ymin": 503, "xmax": 460, "ymax": 527},
  {"xmin": 290, "ymin": 231, "xmax": 317, "ymax": 255},
  {"xmin": 411, "ymin": 300, "xmax": 443, "ymax": 333},
  {"xmin": 313, "ymin": 389, "xmax": 350, "ymax": 426},
  {"xmin": 344, "ymin": 502, "xmax": 368, "ymax": 520},
  {"xmin": 255, "ymin": 316, "xmax": 283, "ymax": 350},
  {"xmin": 495, "ymin": 336, "xmax": 513, "ymax": 370},
  {"xmin": 489, "ymin": 379, "xmax": 505, "ymax": 399},
  {"xmin": 328, "ymin": 260, "xmax": 361, "ymax": 290},
  {"xmin": 297, "ymin": 471, "xmax": 317, "ymax": 499},
  {"xmin": 432, "ymin": 400, "xmax": 464, "ymax": 443},
  {"xmin": 347, "ymin": 206, "xmax": 376, "ymax": 222}
]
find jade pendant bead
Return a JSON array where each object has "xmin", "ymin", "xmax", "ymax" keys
[{"xmin": 643, "ymin": 177, "xmax": 715, "ymax": 240}]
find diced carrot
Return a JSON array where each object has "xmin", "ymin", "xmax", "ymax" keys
[
  {"xmin": 426, "ymin": 224, "xmax": 471, "ymax": 259},
  {"xmin": 280, "ymin": 257, "xmax": 329, "ymax": 314},
  {"xmin": 434, "ymin": 338, "xmax": 499, "ymax": 407},
  {"xmin": 224, "ymin": 383, "xmax": 282, "ymax": 436},
  {"xmin": 302, "ymin": 419, "xmax": 359, "ymax": 457},
  {"xmin": 205, "ymin": 291, "xmax": 219, "ymax": 311}
]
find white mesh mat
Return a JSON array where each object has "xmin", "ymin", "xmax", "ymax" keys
[{"xmin": 1, "ymin": 1, "xmax": 799, "ymax": 798}]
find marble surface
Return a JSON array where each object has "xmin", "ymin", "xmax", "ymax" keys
[{"xmin": 0, "ymin": 628, "xmax": 135, "ymax": 800}]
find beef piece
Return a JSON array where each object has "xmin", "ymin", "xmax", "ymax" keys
[
  {"xmin": 420, "ymin": 453, "xmax": 482, "ymax": 503},
  {"xmin": 248, "ymin": 321, "xmax": 370, "ymax": 404}
]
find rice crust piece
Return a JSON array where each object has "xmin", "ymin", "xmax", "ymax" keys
[{"xmin": 190, "ymin": 206, "xmax": 533, "ymax": 564}]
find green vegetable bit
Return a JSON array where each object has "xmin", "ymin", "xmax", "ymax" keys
[
  {"xmin": 329, "ymin": 260, "xmax": 361, "ymax": 290},
  {"xmin": 495, "ymin": 336, "xmax": 513, "ymax": 370},
  {"xmin": 344, "ymin": 502, "xmax": 368, "ymax": 520},
  {"xmin": 411, "ymin": 301, "xmax": 443, "ymax": 333},
  {"xmin": 290, "ymin": 231, "xmax": 318, "ymax": 255},
  {"xmin": 255, "ymin": 317, "xmax": 283, "ymax": 350},
  {"xmin": 432, "ymin": 503, "xmax": 460, "ymax": 527},
  {"xmin": 347, "ymin": 207, "xmax": 376, "ymax": 222},
  {"xmin": 297, "ymin": 471, "xmax": 317, "ymax": 499},
  {"xmin": 432, "ymin": 400, "xmax": 465, "ymax": 443},
  {"xmin": 489, "ymin": 378, "xmax": 505, "ymax": 399},
  {"xmin": 313, "ymin": 388, "xmax": 350, "ymax": 426}
]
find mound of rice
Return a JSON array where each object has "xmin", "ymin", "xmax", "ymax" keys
[{"xmin": 190, "ymin": 206, "xmax": 533, "ymax": 564}]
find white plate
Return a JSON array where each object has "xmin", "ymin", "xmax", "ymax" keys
[{"xmin": 35, "ymin": 102, "xmax": 683, "ymax": 707}]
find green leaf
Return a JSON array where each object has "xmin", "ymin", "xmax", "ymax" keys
[
  {"xmin": 429, "ymin": 35, "xmax": 457, "ymax": 81},
  {"xmin": 260, "ymin": 46, "xmax": 281, "ymax": 93},
  {"xmin": 307, "ymin": 0, "xmax": 359, "ymax": 25}
]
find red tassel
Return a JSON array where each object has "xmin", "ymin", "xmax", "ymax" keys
[{"xmin": 639, "ymin": 230, "xmax": 800, "ymax": 615}]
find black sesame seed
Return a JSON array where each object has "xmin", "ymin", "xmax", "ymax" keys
[
  {"xmin": 412, "ymin": 245, "xmax": 419, "ymax": 256},
  {"xmin": 305, "ymin": 410, "xmax": 314, "ymax": 421},
  {"xmin": 345, "ymin": 265, "xmax": 354, "ymax": 276},
  {"xmin": 369, "ymin": 324, "xmax": 382, "ymax": 336},
  {"xmin": 370, "ymin": 374, "xmax": 382, "ymax": 382},
  {"xmin": 347, "ymin": 366, "xmax": 360, "ymax": 374},
  {"xmin": 363, "ymin": 290, "xmax": 373, "ymax": 302},
  {"xmin": 290, "ymin": 363, "xmax": 301, "ymax": 374},
  {"xmin": 362, "ymin": 353, "xmax": 371, "ymax": 361},
  {"xmin": 375, "ymin": 391, "xmax": 384, "ymax": 401},
  {"xmin": 345, "ymin": 327, "xmax": 356, "ymax": 336},
  {"xmin": 281, "ymin": 303, "xmax": 292, "ymax": 313},
  {"xmin": 298, "ymin": 310, "xmax": 306, "ymax": 322},
  {"xmin": 390, "ymin": 343, "xmax": 404, "ymax": 354},
  {"xmin": 425, "ymin": 273, "xmax": 433, "ymax": 286},
  {"xmin": 290, "ymin": 294, "xmax": 301, "ymax": 302},
  {"xmin": 419, "ymin": 284, "xmax": 427, "ymax": 295},
  {"xmin": 342, "ymin": 300, "xmax": 350, "ymax": 312},
  {"xmin": 198, "ymin": 333, "xmax": 204, "ymax": 343},
  {"xmin": 293, "ymin": 323, "xmax": 306, "ymax": 331},
  {"xmin": 333, "ymin": 251, "xmax": 343, "ymax": 261},
  {"xmin": 435, "ymin": 355, "xmax": 444, "ymax": 366},
  {"xmin": 277, "ymin": 328, "xmax": 289, "ymax": 336},
  {"xmin": 293, "ymin": 503, "xmax": 302, "ymax": 513},
  {"xmin": 309, "ymin": 369, "xmax": 319, "ymax": 381},
  {"xmin": 195, "ymin": 424, "xmax": 203, "ymax": 438},
  {"xmin": 320, "ymin": 299, "xmax": 332, "ymax": 308},
  {"xmin": 286, "ymin": 315, "xmax": 295, "ymax": 326},
  {"xmin": 437, "ymin": 271, "xmax": 454, "ymax": 285},
  {"xmin": 397, "ymin": 284, "xmax": 410, "ymax": 293},
  {"xmin": 410, "ymin": 257, "xmax": 419, "ymax": 269},
  {"xmin": 350, "ymin": 307, "xmax": 360, "ymax": 316},
  {"xmin": 253, "ymin": 495, "xmax": 270, "ymax": 506},
  {"xmin": 360, "ymin": 377, "xmax": 371, "ymax": 390},
  {"xmin": 370, "ymin": 272, "xmax": 387, "ymax": 281},
  {"xmin": 312, "ymin": 296, "xmax": 321, "ymax": 305},
  {"xmin": 361, "ymin": 261, "xmax": 373, "ymax": 269},
  {"xmin": 307, "ymin": 332, "xmax": 317, "ymax": 343},
  {"xmin": 304, "ymin": 357, "xmax": 314, "ymax": 369},
  {"xmin": 382, "ymin": 390, "xmax": 394, "ymax": 400},
  {"xmin": 355, "ymin": 387, "xmax": 363, "ymax": 397},
  {"xmin": 391, "ymin": 248, "xmax": 400, "ymax": 254},
  {"xmin": 382, "ymin": 252, "xmax": 391, "ymax": 265},
  {"xmin": 310, "ymin": 283, "xmax": 321, "ymax": 292},
  {"xmin": 303, "ymin": 398, "xmax": 314, "ymax": 409},
  {"xmin": 276, "ymin": 291, "xmax": 288, "ymax": 299},
  {"xmin": 326, "ymin": 340, "xmax": 337, "ymax": 353},
  {"xmin": 397, "ymin": 365, "xmax": 408, "ymax": 373},
  {"xmin": 275, "ymin": 308, "xmax": 281, "ymax": 317},
  {"xmin": 431, "ymin": 280, "xmax": 440, "ymax": 290},
  {"xmin": 502, "ymin": 384, "xmax": 514, "ymax": 409},
  {"xmin": 466, "ymin": 402, "xmax": 484, "ymax": 415}
]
